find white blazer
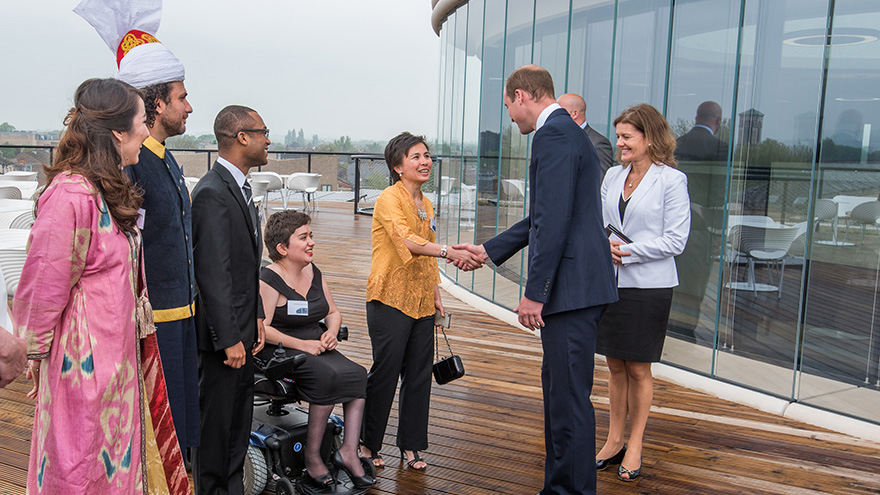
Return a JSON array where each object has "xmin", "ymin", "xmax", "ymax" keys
[{"xmin": 601, "ymin": 163, "xmax": 691, "ymax": 288}]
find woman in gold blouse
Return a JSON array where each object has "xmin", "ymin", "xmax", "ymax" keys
[{"xmin": 359, "ymin": 132, "xmax": 480, "ymax": 471}]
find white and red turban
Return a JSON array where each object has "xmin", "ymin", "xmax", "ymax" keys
[{"xmin": 75, "ymin": 0, "xmax": 185, "ymax": 89}]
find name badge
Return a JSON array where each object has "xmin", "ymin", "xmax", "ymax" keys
[
  {"xmin": 137, "ymin": 208, "xmax": 146, "ymax": 230},
  {"xmin": 288, "ymin": 300, "xmax": 309, "ymax": 316},
  {"xmin": 430, "ymin": 217, "xmax": 436, "ymax": 232}
]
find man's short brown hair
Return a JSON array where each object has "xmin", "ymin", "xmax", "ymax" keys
[{"xmin": 505, "ymin": 65, "xmax": 555, "ymax": 102}]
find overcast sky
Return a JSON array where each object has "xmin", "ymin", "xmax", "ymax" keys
[{"xmin": 0, "ymin": 0, "xmax": 441, "ymax": 142}]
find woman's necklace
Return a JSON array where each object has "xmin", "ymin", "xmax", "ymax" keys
[
  {"xmin": 627, "ymin": 166, "xmax": 648, "ymax": 187},
  {"xmin": 414, "ymin": 194, "xmax": 427, "ymax": 221}
]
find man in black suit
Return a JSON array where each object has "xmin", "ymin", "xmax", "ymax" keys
[
  {"xmin": 671, "ymin": 101, "xmax": 729, "ymax": 343},
  {"xmin": 456, "ymin": 65, "xmax": 617, "ymax": 495},
  {"xmin": 676, "ymin": 100, "xmax": 728, "ymax": 163},
  {"xmin": 558, "ymin": 92, "xmax": 614, "ymax": 175},
  {"xmin": 191, "ymin": 105, "xmax": 267, "ymax": 495}
]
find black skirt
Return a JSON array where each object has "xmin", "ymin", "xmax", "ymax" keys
[{"xmin": 596, "ymin": 287, "xmax": 674, "ymax": 363}]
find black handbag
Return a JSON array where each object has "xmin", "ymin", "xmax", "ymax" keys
[{"xmin": 433, "ymin": 324, "xmax": 465, "ymax": 385}]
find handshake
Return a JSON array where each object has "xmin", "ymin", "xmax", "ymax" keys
[{"xmin": 443, "ymin": 243, "xmax": 489, "ymax": 272}]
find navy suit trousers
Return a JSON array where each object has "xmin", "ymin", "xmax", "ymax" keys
[{"xmin": 539, "ymin": 305, "xmax": 605, "ymax": 495}]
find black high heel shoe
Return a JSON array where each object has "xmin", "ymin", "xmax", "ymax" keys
[
  {"xmin": 305, "ymin": 471, "xmax": 335, "ymax": 488},
  {"xmin": 595, "ymin": 445, "xmax": 626, "ymax": 471},
  {"xmin": 399, "ymin": 448, "xmax": 427, "ymax": 471},
  {"xmin": 331, "ymin": 449, "xmax": 376, "ymax": 488}
]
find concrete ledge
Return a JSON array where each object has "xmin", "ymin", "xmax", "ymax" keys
[
  {"xmin": 440, "ymin": 273, "xmax": 880, "ymax": 443},
  {"xmin": 652, "ymin": 363, "xmax": 791, "ymax": 417}
]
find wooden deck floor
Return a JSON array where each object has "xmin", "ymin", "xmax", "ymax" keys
[{"xmin": 2, "ymin": 202, "xmax": 880, "ymax": 494}]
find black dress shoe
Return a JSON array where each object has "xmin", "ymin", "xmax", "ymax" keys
[{"xmin": 595, "ymin": 445, "xmax": 626, "ymax": 471}]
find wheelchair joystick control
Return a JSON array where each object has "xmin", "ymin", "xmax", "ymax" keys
[{"xmin": 273, "ymin": 343, "xmax": 286, "ymax": 360}]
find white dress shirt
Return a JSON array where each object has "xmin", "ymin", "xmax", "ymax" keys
[{"xmin": 216, "ymin": 156, "xmax": 249, "ymax": 202}]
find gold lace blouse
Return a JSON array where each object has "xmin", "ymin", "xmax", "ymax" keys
[{"xmin": 366, "ymin": 181, "xmax": 440, "ymax": 319}]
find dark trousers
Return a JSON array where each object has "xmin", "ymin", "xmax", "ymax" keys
[
  {"xmin": 155, "ymin": 317, "xmax": 201, "ymax": 448},
  {"xmin": 540, "ymin": 305, "xmax": 604, "ymax": 495},
  {"xmin": 362, "ymin": 300, "xmax": 434, "ymax": 453},
  {"xmin": 193, "ymin": 349, "xmax": 254, "ymax": 495}
]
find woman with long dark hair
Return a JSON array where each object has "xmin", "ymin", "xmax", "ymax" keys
[{"xmin": 14, "ymin": 78, "xmax": 188, "ymax": 494}]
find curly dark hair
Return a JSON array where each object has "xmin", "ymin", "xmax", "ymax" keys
[
  {"xmin": 142, "ymin": 82, "xmax": 172, "ymax": 128},
  {"xmin": 265, "ymin": 210, "xmax": 312, "ymax": 262},
  {"xmin": 42, "ymin": 78, "xmax": 144, "ymax": 234}
]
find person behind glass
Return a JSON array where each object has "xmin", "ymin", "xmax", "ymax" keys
[
  {"xmin": 595, "ymin": 103, "xmax": 690, "ymax": 482},
  {"xmin": 360, "ymin": 132, "xmax": 482, "ymax": 471},
  {"xmin": 13, "ymin": 78, "xmax": 188, "ymax": 493},
  {"xmin": 258, "ymin": 210, "xmax": 374, "ymax": 489}
]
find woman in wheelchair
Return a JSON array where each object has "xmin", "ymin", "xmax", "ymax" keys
[{"xmin": 259, "ymin": 210, "xmax": 374, "ymax": 489}]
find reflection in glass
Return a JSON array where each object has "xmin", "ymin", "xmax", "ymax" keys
[
  {"xmin": 567, "ymin": 0, "xmax": 615, "ymax": 136},
  {"xmin": 715, "ymin": 0, "xmax": 828, "ymax": 398},
  {"xmin": 432, "ymin": 0, "xmax": 880, "ymax": 424},
  {"xmin": 664, "ymin": 0, "xmax": 741, "ymax": 374},
  {"xmin": 800, "ymin": 0, "xmax": 880, "ymax": 420}
]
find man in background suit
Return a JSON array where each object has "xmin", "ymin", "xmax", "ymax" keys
[
  {"xmin": 558, "ymin": 93, "xmax": 614, "ymax": 176},
  {"xmin": 676, "ymin": 100, "xmax": 728, "ymax": 163},
  {"xmin": 671, "ymin": 101, "xmax": 728, "ymax": 343},
  {"xmin": 455, "ymin": 65, "xmax": 617, "ymax": 495},
  {"xmin": 192, "ymin": 105, "xmax": 268, "ymax": 494}
]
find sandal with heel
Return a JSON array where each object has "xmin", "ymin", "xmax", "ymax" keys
[
  {"xmin": 399, "ymin": 448, "xmax": 427, "ymax": 471},
  {"xmin": 618, "ymin": 462, "xmax": 641, "ymax": 482}
]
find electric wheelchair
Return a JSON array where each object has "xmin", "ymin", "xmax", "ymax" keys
[{"xmin": 243, "ymin": 324, "xmax": 376, "ymax": 495}]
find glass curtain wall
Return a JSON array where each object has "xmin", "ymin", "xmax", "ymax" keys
[{"xmin": 434, "ymin": 0, "xmax": 880, "ymax": 424}]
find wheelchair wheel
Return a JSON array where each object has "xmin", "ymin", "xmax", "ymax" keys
[
  {"xmin": 275, "ymin": 477, "xmax": 296, "ymax": 495},
  {"xmin": 243, "ymin": 445, "xmax": 269, "ymax": 495}
]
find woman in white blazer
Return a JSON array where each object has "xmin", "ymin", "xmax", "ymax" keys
[{"xmin": 595, "ymin": 104, "xmax": 690, "ymax": 482}]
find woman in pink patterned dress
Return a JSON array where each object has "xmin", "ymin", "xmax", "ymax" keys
[{"xmin": 13, "ymin": 78, "xmax": 188, "ymax": 494}]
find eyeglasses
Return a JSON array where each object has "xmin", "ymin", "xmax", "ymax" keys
[{"xmin": 236, "ymin": 128, "xmax": 270, "ymax": 138}]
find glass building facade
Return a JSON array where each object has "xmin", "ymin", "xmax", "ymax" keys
[{"xmin": 432, "ymin": 0, "xmax": 880, "ymax": 425}]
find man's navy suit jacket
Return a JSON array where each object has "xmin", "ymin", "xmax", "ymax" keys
[{"xmin": 485, "ymin": 108, "xmax": 617, "ymax": 315}]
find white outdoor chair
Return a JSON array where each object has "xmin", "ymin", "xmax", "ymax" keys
[
  {"xmin": 250, "ymin": 172, "xmax": 285, "ymax": 209},
  {"xmin": 440, "ymin": 176, "xmax": 456, "ymax": 212},
  {"xmin": 843, "ymin": 201, "xmax": 880, "ymax": 244},
  {"xmin": 9, "ymin": 210, "xmax": 34, "ymax": 229},
  {"xmin": 0, "ymin": 249, "xmax": 28, "ymax": 297},
  {"xmin": 1, "ymin": 171, "xmax": 38, "ymax": 181},
  {"xmin": 249, "ymin": 179, "xmax": 270, "ymax": 222},
  {"xmin": 0, "ymin": 186, "xmax": 22, "ymax": 200},
  {"xmin": 726, "ymin": 224, "xmax": 803, "ymax": 299},
  {"xmin": 285, "ymin": 173, "xmax": 322, "ymax": 213},
  {"xmin": 459, "ymin": 183, "xmax": 476, "ymax": 230},
  {"xmin": 813, "ymin": 199, "xmax": 849, "ymax": 246},
  {"xmin": 184, "ymin": 177, "xmax": 201, "ymax": 193}
]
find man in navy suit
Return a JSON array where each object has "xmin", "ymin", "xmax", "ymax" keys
[{"xmin": 455, "ymin": 65, "xmax": 617, "ymax": 494}]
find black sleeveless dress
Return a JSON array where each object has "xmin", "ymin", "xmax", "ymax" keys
[{"xmin": 259, "ymin": 265, "xmax": 366, "ymax": 405}]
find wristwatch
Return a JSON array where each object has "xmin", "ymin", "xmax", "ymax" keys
[{"xmin": 439, "ymin": 245, "xmax": 447, "ymax": 258}]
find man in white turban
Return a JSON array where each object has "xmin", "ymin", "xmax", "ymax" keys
[{"xmin": 76, "ymin": 0, "xmax": 200, "ymax": 476}]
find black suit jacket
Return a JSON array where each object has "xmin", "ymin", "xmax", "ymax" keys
[
  {"xmin": 584, "ymin": 123, "xmax": 614, "ymax": 174},
  {"xmin": 191, "ymin": 162, "xmax": 263, "ymax": 352},
  {"xmin": 676, "ymin": 126, "xmax": 728, "ymax": 162},
  {"xmin": 484, "ymin": 108, "xmax": 617, "ymax": 315}
]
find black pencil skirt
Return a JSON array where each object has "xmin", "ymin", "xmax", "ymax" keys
[{"xmin": 596, "ymin": 287, "xmax": 674, "ymax": 363}]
